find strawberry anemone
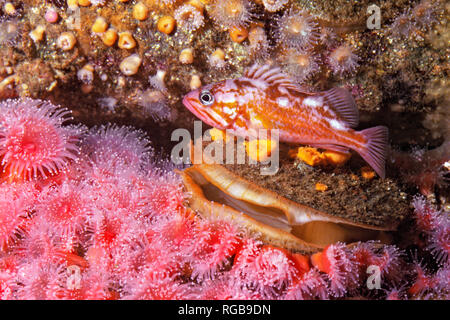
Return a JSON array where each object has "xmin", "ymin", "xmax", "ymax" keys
[
  {"xmin": 189, "ymin": 220, "xmax": 241, "ymax": 280},
  {"xmin": 0, "ymin": 98, "xmax": 82, "ymax": 181},
  {"xmin": 311, "ymin": 243, "xmax": 359, "ymax": 297},
  {"xmin": 0, "ymin": 182, "xmax": 37, "ymax": 251},
  {"xmin": 231, "ymin": 240, "xmax": 301, "ymax": 298}
]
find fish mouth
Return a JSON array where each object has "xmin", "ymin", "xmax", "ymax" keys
[
  {"xmin": 182, "ymin": 95, "xmax": 224, "ymax": 129},
  {"xmin": 182, "ymin": 95, "xmax": 197, "ymax": 115},
  {"xmin": 182, "ymin": 96, "xmax": 210, "ymax": 122}
]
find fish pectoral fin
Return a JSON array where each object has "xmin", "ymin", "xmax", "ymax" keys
[
  {"xmin": 308, "ymin": 143, "xmax": 350, "ymax": 154},
  {"xmin": 322, "ymin": 88, "xmax": 359, "ymax": 128}
]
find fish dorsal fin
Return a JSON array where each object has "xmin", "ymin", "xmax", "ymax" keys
[
  {"xmin": 243, "ymin": 65, "xmax": 359, "ymax": 127},
  {"xmin": 321, "ymin": 88, "xmax": 359, "ymax": 128},
  {"xmin": 244, "ymin": 64, "xmax": 299, "ymax": 90}
]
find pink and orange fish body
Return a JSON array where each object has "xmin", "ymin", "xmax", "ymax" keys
[{"xmin": 183, "ymin": 64, "xmax": 388, "ymax": 178}]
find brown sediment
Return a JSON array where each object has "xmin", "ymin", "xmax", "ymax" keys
[
  {"xmin": 226, "ymin": 154, "xmax": 410, "ymax": 227},
  {"xmin": 194, "ymin": 137, "xmax": 410, "ymax": 228}
]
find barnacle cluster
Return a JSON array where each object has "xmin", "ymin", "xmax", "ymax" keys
[{"xmin": 0, "ymin": 0, "xmax": 443, "ymax": 122}]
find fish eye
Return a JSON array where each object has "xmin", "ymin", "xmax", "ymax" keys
[{"xmin": 199, "ymin": 90, "xmax": 214, "ymax": 106}]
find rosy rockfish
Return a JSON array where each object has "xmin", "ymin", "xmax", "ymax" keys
[{"xmin": 182, "ymin": 64, "xmax": 389, "ymax": 178}]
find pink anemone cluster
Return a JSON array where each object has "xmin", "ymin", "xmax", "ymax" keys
[
  {"xmin": 413, "ymin": 197, "xmax": 449, "ymax": 267},
  {"xmin": 0, "ymin": 98, "xmax": 448, "ymax": 300}
]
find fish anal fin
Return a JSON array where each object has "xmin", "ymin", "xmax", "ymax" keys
[{"xmin": 322, "ymin": 88, "xmax": 359, "ymax": 128}]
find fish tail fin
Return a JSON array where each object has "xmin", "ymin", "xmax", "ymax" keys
[{"xmin": 357, "ymin": 126, "xmax": 389, "ymax": 179}]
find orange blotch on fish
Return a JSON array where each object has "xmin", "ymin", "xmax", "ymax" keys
[
  {"xmin": 244, "ymin": 138, "xmax": 277, "ymax": 162},
  {"xmin": 208, "ymin": 128, "xmax": 235, "ymax": 143}
]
